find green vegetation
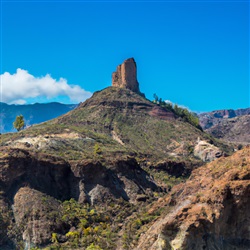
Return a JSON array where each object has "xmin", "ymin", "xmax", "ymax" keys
[
  {"xmin": 54, "ymin": 198, "xmax": 117, "ymax": 249},
  {"xmin": 153, "ymin": 94, "xmax": 202, "ymax": 130},
  {"xmin": 121, "ymin": 200, "xmax": 171, "ymax": 249},
  {"xmin": 94, "ymin": 143, "xmax": 102, "ymax": 155},
  {"xmin": 32, "ymin": 196, "xmax": 169, "ymax": 250},
  {"xmin": 13, "ymin": 114, "xmax": 25, "ymax": 131},
  {"xmin": 0, "ymin": 87, "xmax": 233, "ymax": 164}
]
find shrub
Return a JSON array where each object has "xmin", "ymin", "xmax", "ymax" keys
[
  {"xmin": 86, "ymin": 243, "xmax": 102, "ymax": 250},
  {"xmin": 94, "ymin": 143, "xmax": 102, "ymax": 155},
  {"xmin": 51, "ymin": 233, "xmax": 58, "ymax": 243}
]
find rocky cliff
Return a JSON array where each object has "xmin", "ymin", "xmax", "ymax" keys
[
  {"xmin": 0, "ymin": 147, "xmax": 160, "ymax": 249},
  {"xmin": 199, "ymin": 108, "xmax": 250, "ymax": 145},
  {"xmin": 112, "ymin": 58, "xmax": 140, "ymax": 94},
  {"xmin": 199, "ymin": 107, "xmax": 250, "ymax": 130},
  {"xmin": 137, "ymin": 146, "xmax": 250, "ymax": 250}
]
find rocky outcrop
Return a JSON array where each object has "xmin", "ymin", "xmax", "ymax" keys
[
  {"xmin": 206, "ymin": 115, "xmax": 250, "ymax": 144},
  {"xmin": 199, "ymin": 107, "xmax": 250, "ymax": 130},
  {"xmin": 112, "ymin": 58, "xmax": 140, "ymax": 94},
  {"xmin": 137, "ymin": 145, "xmax": 250, "ymax": 250},
  {"xmin": 72, "ymin": 158, "xmax": 160, "ymax": 204},
  {"xmin": 13, "ymin": 187, "xmax": 68, "ymax": 247},
  {"xmin": 0, "ymin": 146, "xmax": 161, "ymax": 248},
  {"xmin": 194, "ymin": 138, "xmax": 222, "ymax": 162},
  {"xmin": 0, "ymin": 147, "xmax": 73, "ymax": 200}
]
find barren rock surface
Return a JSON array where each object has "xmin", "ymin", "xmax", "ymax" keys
[
  {"xmin": 199, "ymin": 108, "xmax": 250, "ymax": 145},
  {"xmin": 137, "ymin": 146, "xmax": 250, "ymax": 250},
  {"xmin": 194, "ymin": 138, "xmax": 222, "ymax": 162}
]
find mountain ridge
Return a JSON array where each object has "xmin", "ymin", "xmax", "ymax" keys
[
  {"xmin": 199, "ymin": 107, "xmax": 250, "ymax": 144},
  {"xmin": 199, "ymin": 107, "xmax": 250, "ymax": 129},
  {"xmin": 0, "ymin": 102, "xmax": 78, "ymax": 133},
  {"xmin": 1, "ymin": 86, "xmax": 231, "ymax": 164}
]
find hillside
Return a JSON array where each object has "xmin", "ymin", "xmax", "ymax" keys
[
  {"xmin": 137, "ymin": 145, "xmax": 250, "ymax": 250},
  {"xmin": 199, "ymin": 108, "xmax": 250, "ymax": 145},
  {"xmin": 206, "ymin": 115, "xmax": 250, "ymax": 145},
  {"xmin": 199, "ymin": 107, "xmax": 250, "ymax": 130},
  {"xmin": 0, "ymin": 102, "xmax": 77, "ymax": 133},
  {"xmin": 0, "ymin": 86, "xmax": 231, "ymax": 165},
  {"xmin": 0, "ymin": 58, "xmax": 238, "ymax": 250}
]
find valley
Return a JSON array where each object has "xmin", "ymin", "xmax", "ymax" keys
[{"xmin": 0, "ymin": 58, "xmax": 249, "ymax": 250}]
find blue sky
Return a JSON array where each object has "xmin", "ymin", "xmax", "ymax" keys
[{"xmin": 1, "ymin": 0, "xmax": 249, "ymax": 112}]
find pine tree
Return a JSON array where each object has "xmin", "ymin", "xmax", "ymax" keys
[{"xmin": 13, "ymin": 115, "xmax": 25, "ymax": 131}]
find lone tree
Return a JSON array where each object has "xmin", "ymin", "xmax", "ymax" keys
[{"xmin": 13, "ymin": 115, "xmax": 25, "ymax": 131}]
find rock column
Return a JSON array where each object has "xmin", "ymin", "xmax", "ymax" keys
[{"xmin": 112, "ymin": 58, "xmax": 140, "ymax": 93}]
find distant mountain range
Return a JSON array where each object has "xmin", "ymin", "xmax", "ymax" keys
[
  {"xmin": 198, "ymin": 108, "xmax": 250, "ymax": 129},
  {"xmin": 199, "ymin": 107, "xmax": 250, "ymax": 144},
  {"xmin": 0, "ymin": 102, "xmax": 77, "ymax": 133}
]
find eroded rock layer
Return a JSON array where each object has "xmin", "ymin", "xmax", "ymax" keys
[{"xmin": 137, "ymin": 146, "xmax": 250, "ymax": 250}]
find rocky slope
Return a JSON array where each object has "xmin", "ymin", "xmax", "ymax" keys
[
  {"xmin": 206, "ymin": 115, "xmax": 250, "ymax": 144},
  {"xmin": 0, "ymin": 86, "xmax": 231, "ymax": 165},
  {"xmin": 0, "ymin": 147, "xmax": 160, "ymax": 249},
  {"xmin": 199, "ymin": 108, "xmax": 250, "ymax": 145},
  {"xmin": 199, "ymin": 108, "xmax": 250, "ymax": 130},
  {"xmin": 137, "ymin": 145, "xmax": 250, "ymax": 250}
]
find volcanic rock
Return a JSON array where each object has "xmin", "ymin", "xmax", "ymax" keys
[
  {"xmin": 199, "ymin": 107, "xmax": 250, "ymax": 130},
  {"xmin": 194, "ymin": 138, "xmax": 222, "ymax": 162},
  {"xmin": 71, "ymin": 158, "xmax": 160, "ymax": 205},
  {"xmin": 137, "ymin": 145, "xmax": 250, "ymax": 250},
  {"xmin": 206, "ymin": 115, "xmax": 250, "ymax": 144},
  {"xmin": 112, "ymin": 58, "xmax": 140, "ymax": 94}
]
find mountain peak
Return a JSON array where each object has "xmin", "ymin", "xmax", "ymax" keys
[{"xmin": 112, "ymin": 57, "xmax": 140, "ymax": 93}]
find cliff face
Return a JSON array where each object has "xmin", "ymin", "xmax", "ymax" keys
[
  {"xmin": 0, "ymin": 147, "xmax": 160, "ymax": 249},
  {"xmin": 199, "ymin": 108, "xmax": 250, "ymax": 145},
  {"xmin": 137, "ymin": 146, "xmax": 250, "ymax": 250},
  {"xmin": 206, "ymin": 115, "xmax": 250, "ymax": 144},
  {"xmin": 112, "ymin": 58, "xmax": 140, "ymax": 94},
  {"xmin": 199, "ymin": 107, "xmax": 250, "ymax": 130}
]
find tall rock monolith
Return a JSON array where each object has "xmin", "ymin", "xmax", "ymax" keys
[{"xmin": 112, "ymin": 58, "xmax": 140, "ymax": 93}]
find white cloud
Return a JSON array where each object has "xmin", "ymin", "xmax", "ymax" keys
[
  {"xmin": 164, "ymin": 100, "xmax": 191, "ymax": 111},
  {"xmin": 178, "ymin": 104, "xmax": 191, "ymax": 111},
  {"xmin": 0, "ymin": 68, "xmax": 92, "ymax": 104},
  {"xmin": 164, "ymin": 100, "xmax": 172, "ymax": 104}
]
